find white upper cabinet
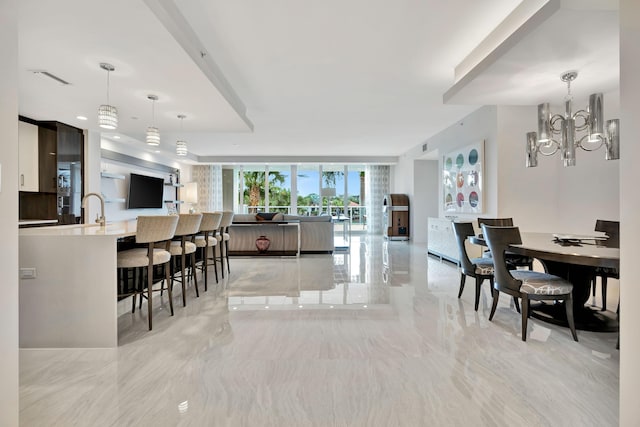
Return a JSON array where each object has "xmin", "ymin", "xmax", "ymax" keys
[{"xmin": 18, "ymin": 120, "xmax": 39, "ymax": 192}]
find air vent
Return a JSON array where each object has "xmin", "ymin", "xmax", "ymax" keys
[
  {"xmin": 31, "ymin": 70, "xmax": 70, "ymax": 85},
  {"xmin": 422, "ymin": 143, "xmax": 428, "ymax": 152}
]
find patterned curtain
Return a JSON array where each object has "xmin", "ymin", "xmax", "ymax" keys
[
  {"xmin": 192, "ymin": 165, "xmax": 223, "ymax": 212},
  {"xmin": 365, "ymin": 165, "xmax": 390, "ymax": 234}
]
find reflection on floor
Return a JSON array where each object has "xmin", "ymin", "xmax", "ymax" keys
[{"xmin": 20, "ymin": 235, "xmax": 619, "ymax": 426}]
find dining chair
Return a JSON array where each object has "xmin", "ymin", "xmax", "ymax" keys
[
  {"xmin": 592, "ymin": 219, "xmax": 620, "ymax": 311},
  {"xmin": 477, "ymin": 217, "xmax": 534, "ymax": 270},
  {"xmin": 452, "ymin": 222, "xmax": 494, "ymax": 311},
  {"xmin": 194, "ymin": 212, "xmax": 223, "ymax": 291},
  {"xmin": 482, "ymin": 224, "xmax": 578, "ymax": 342},
  {"xmin": 168, "ymin": 213, "xmax": 203, "ymax": 307},
  {"xmin": 116, "ymin": 215, "xmax": 179, "ymax": 330}
]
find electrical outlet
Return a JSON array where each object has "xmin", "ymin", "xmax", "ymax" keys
[{"xmin": 20, "ymin": 268, "xmax": 37, "ymax": 279}]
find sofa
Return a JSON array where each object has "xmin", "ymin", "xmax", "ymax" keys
[{"xmin": 229, "ymin": 213, "xmax": 334, "ymax": 254}]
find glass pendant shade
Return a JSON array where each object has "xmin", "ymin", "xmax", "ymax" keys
[
  {"xmin": 98, "ymin": 63, "xmax": 117, "ymax": 130},
  {"xmin": 146, "ymin": 95, "xmax": 159, "ymax": 146},
  {"xmin": 176, "ymin": 140, "xmax": 187, "ymax": 156},
  {"xmin": 98, "ymin": 104, "xmax": 118, "ymax": 129},
  {"xmin": 588, "ymin": 93, "xmax": 604, "ymax": 142},
  {"xmin": 146, "ymin": 126, "xmax": 160, "ymax": 146},
  {"xmin": 605, "ymin": 119, "xmax": 620, "ymax": 160},
  {"xmin": 526, "ymin": 132, "xmax": 538, "ymax": 167},
  {"xmin": 537, "ymin": 103, "xmax": 551, "ymax": 143},
  {"xmin": 176, "ymin": 114, "xmax": 188, "ymax": 156}
]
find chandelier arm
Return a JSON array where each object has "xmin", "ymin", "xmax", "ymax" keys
[
  {"xmin": 549, "ymin": 114, "xmax": 565, "ymax": 133},
  {"xmin": 577, "ymin": 134, "xmax": 604, "ymax": 152},
  {"xmin": 538, "ymin": 139, "xmax": 560, "ymax": 156},
  {"xmin": 573, "ymin": 110, "xmax": 590, "ymax": 131}
]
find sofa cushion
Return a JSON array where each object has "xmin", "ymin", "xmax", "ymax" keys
[
  {"xmin": 232, "ymin": 214, "xmax": 257, "ymax": 223},
  {"xmin": 284, "ymin": 214, "xmax": 332, "ymax": 222}
]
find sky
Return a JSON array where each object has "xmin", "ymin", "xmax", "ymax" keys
[{"xmin": 289, "ymin": 170, "xmax": 361, "ymax": 197}]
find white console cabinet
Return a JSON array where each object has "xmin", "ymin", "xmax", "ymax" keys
[{"xmin": 427, "ymin": 217, "xmax": 481, "ymax": 263}]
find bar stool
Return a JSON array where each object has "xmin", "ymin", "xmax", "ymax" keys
[
  {"xmin": 216, "ymin": 211, "xmax": 234, "ymax": 278},
  {"xmin": 117, "ymin": 215, "xmax": 178, "ymax": 330},
  {"xmin": 169, "ymin": 213, "xmax": 203, "ymax": 307},
  {"xmin": 194, "ymin": 212, "xmax": 223, "ymax": 291}
]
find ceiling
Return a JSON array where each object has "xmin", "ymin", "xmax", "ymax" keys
[{"xmin": 17, "ymin": 0, "xmax": 620, "ymax": 162}]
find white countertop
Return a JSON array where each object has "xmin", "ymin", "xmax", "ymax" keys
[{"xmin": 19, "ymin": 220, "xmax": 137, "ymax": 238}]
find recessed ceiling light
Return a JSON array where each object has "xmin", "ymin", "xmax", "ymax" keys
[
  {"xmin": 113, "ymin": 135, "xmax": 121, "ymax": 140},
  {"xmin": 154, "ymin": 150, "xmax": 160, "ymax": 153},
  {"xmin": 76, "ymin": 115, "xmax": 87, "ymax": 121}
]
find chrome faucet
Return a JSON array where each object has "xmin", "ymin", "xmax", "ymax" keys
[{"xmin": 81, "ymin": 192, "xmax": 106, "ymax": 227}]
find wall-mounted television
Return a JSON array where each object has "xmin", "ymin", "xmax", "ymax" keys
[{"xmin": 127, "ymin": 173, "xmax": 164, "ymax": 209}]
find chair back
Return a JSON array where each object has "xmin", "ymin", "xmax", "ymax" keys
[
  {"xmin": 595, "ymin": 219, "xmax": 619, "ymax": 248},
  {"xmin": 481, "ymin": 225, "xmax": 523, "ymax": 292},
  {"xmin": 135, "ymin": 215, "xmax": 179, "ymax": 244},
  {"xmin": 174, "ymin": 214, "xmax": 203, "ymax": 237},
  {"xmin": 452, "ymin": 222, "xmax": 477, "ymax": 275},
  {"xmin": 219, "ymin": 211, "xmax": 235, "ymax": 229},
  {"xmin": 199, "ymin": 212, "xmax": 223, "ymax": 232},
  {"xmin": 477, "ymin": 217, "xmax": 514, "ymax": 228}
]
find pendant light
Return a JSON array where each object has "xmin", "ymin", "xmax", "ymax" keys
[
  {"xmin": 176, "ymin": 114, "xmax": 188, "ymax": 156},
  {"xmin": 146, "ymin": 94, "xmax": 160, "ymax": 146},
  {"xmin": 97, "ymin": 63, "xmax": 118, "ymax": 129}
]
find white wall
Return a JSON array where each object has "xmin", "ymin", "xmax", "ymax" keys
[
  {"xmin": 619, "ymin": 0, "xmax": 640, "ymax": 424},
  {"xmin": 394, "ymin": 106, "xmax": 500, "ymax": 227},
  {"xmin": 0, "ymin": 1, "xmax": 19, "ymax": 425},
  {"xmin": 412, "ymin": 160, "xmax": 438, "ymax": 243}
]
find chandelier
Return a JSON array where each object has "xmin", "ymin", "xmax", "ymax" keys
[
  {"xmin": 526, "ymin": 71, "xmax": 619, "ymax": 167},
  {"xmin": 176, "ymin": 114, "xmax": 188, "ymax": 156},
  {"xmin": 146, "ymin": 94, "xmax": 160, "ymax": 146},
  {"xmin": 97, "ymin": 63, "xmax": 118, "ymax": 130}
]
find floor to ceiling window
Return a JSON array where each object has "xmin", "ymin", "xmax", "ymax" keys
[
  {"xmin": 297, "ymin": 164, "xmax": 320, "ymax": 216},
  {"xmin": 232, "ymin": 164, "xmax": 372, "ymax": 231},
  {"xmin": 268, "ymin": 165, "xmax": 290, "ymax": 213}
]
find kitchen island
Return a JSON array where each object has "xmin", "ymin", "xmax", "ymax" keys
[{"xmin": 19, "ymin": 221, "xmax": 137, "ymax": 348}]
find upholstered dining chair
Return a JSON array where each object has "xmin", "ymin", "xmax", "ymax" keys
[
  {"xmin": 168, "ymin": 213, "xmax": 203, "ymax": 307},
  {"xmin": 592, "ymin": 219, "xmax": 620, "ymax": 311},
  {"xmin": 117, "ymin": 215, "xmax": 179, "ymax": 330},
  {"xmin": 452, "ymin": 222, "xmax": 494, "ymax": 311},
  {"xmin": 477, "ymin": 217, "xmax": 534, "ymax": 270},
  {"xmin": 216, "ymin": 211, "xmax": 234, "ymax": 278},
  {"xmin": 482, "ymin": 225, "xmax": 578, "ymax": 342},
  {"xmin": 194, "ymin": 212, "xmax": 222, "ymax": 291}
]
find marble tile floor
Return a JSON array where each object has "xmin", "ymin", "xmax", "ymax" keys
[{"xmin": 19, "ymin": 235, "xmax": 619, "ymax": 426}]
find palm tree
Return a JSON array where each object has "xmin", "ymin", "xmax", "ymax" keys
[
  {"xmin": 243, "ymin": 171, "xmax": 286, "ymax": 212},
  {"xmin": 322, "ymin": 171, "xmax": 344, "ymax": 188}
]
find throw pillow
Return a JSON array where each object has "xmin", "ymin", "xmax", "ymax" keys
[
  {"xmin": 256, "ymin": 212, "xmax": 277, "ymax": 221},
  {"xmin": 272, "ymin": 213, "xmax": 284, "ymax": 221}
]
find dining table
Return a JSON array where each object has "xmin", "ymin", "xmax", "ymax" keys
[{"xmin": 470, "ymin": 232, "xmax": 619, "ymax": 332}]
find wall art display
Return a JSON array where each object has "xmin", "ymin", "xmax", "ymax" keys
[{"xmin": 442, "ymin": 141, "xmax": 484, "ymax": 213}]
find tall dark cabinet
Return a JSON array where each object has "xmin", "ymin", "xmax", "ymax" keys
[{"xmin": 19, "ymin": 117, "xmax": 84, "ymax": 224}]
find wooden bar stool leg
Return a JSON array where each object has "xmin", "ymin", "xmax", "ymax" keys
[
  {"xmin": 202, "ymin": 246, "xmax": 208, "ymax": 292},
  {"xmin": 225, "ymin": 239, "xmax": 230, "ymax": 274},
  {"xmin": 147, "ymin": 245, "xmax": 154, "ymax": 330},
  {"xmin": 181, "ymin": 250, "xmax": 187, "ymax": 307},
  {"xmin": 165, "ymin": 260, "xmax": 174, "ymax": 316},
  {"xmin": 212, "ymin": 245, "xmax": 219, "ymax": 283},
  {"xmin": 192, "ymin": 251, "xmax": 199, "ymax": 297}
]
